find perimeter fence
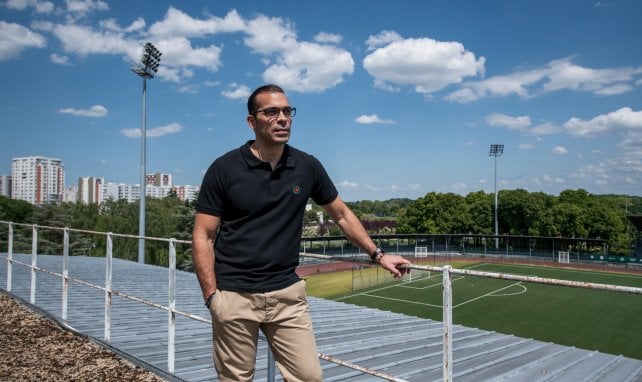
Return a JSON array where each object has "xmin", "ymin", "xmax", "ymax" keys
[{"xmin": 1, "ymin": 220, "xmax": 641, "ymax": 382}]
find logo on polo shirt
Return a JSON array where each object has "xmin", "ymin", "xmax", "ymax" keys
[{"xmin": 292, "ymin": 185, "xmax": 301, "ymax": 195}]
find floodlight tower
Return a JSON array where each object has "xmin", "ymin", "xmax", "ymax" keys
[
  {"xmin": 131, "ymin": 42, "xmax": 162, "ymax": 264},
  {"xmin": 489, "ymin": 144, "xmax": 504, "ymax": 249}
]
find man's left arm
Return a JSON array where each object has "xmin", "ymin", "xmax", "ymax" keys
[{"xmin": 321, "ymin": 196, "xmax": 410, "ymax": 278}]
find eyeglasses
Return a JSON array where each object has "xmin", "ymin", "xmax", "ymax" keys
[{"xmin": 253, "ymin": 107, "xmax": 296, "ymax": 118}]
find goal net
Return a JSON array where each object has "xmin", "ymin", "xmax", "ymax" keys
[
  {"xmin": 415, "ymin": 246, "xmax": 428, "ymax": 257},
  {"xmin": 558, "ymin": 251, "xmax": 570, "ymax": 264},
  {"xmin": 408, "ymin": 246, "xmax": 431, "ymax": 282}
]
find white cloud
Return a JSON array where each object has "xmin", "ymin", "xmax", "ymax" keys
[
  {"xmin": 314, "ymin": 32, "xmax": 342, "ymax": 44},
  {"xmin": 178, "ymin": 84, "xmax": 198, "ymax": 94},
  {"xmin": 355, "ymin": 114, "xmax": 396, "ymax": 125},
  {"xmin": 447, "ymin": 68, "xmax": 545, "ymax": 102},
  {"xmin": 365, "ymin": 30, "xmax": 403, "ymax": 51},
  {"xmin": 50, "ymin": 23, "xmax": 133, "ymax": 55},
  {"xmin": 148, "ymin": 7, "xmax": 244, "ymax": 38},
  {"xmin": 262, "ymin": 41, "xmax": 354, "ymax": 92},
  {"xmin": 154, "ymin": 37, "xmax": 225, "ymax": 74},
  {"xmin": 0, "ymin": 21, "xmax": 47, "ymax": 61},
  {"xmin": 4, "ymin": 0, "xmax": 54, "ymax": 13},
  {"xmin": 222, "ymin": 84, "xmax": 251, "ymax": 100},
  {"xmin": 448, "ymin": 57, "xmax": 642, "ymax": 103},
  {"xmin": 337, "ymin": 180, "xmax": 359, "ymax": 189},
  {"xmin": 243, "ymin": 17, "xmax": 354, "ymax": 92},
  {"xmin": 564, "ymin": 107, "xmax": 642, "ymax": 137},
  {"xmin": 551, "ymin": 146, "xmax": 569, "ymax": 156},
  {"xmin": 58, "ymin": 105, "xmax": 107, "ymax": 117},
  {"xmin": 120, "ymin": 122, "xmax": 184, "ymax": 138},
  {"xmin": 619, "ymin": 132, "xmax": 642, "ymax": 149},
  {"xmin": 543, "ymin": 57, "xmax": 642, "ymax": 95},
  {"xmin": 243, "ymin": 14, "xmax": 298, "ymax": 54},
  {"xmin": 518, "ymin": 143, "xmax": 534, "ymax": 149},
  {"xmin": 485, "ymin": 113, "xmax": 560, "ymax": 136},
  {"xmin": 100, "ymin": 17, "xmax": 145, "ymax": 33},
  {"xmin": 65, "ymin": 0, "xmax": 109, "ymax": 15},
  {"xmin": 363, "ymin": 36, "xmax": 485, "ymax": 94},
  {"xmin": 530, "ymin": 122, "xmax": 562, "ymax": 136},
  {"xmin": 365, "ymin": 184, "xmax": 379, "ymax": 192},
  {"xmin": 486, "ymin": 112, "xmax": 531, "ymax": 129},
  {"xmin": 50, "ymin": 53, "xmax": 69, "ymax": 65}
]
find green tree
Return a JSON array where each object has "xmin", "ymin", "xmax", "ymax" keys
[
  {"xmin": 464, "ymin": 191, "xmax": 493, "ymax": 234},
  {"xmin": 397, "ymin": 192, "xmax": 467, "ymax": 234},
  {"xmin": 0, "ymin": 195, "xmax": 34, "ymax": 223}
]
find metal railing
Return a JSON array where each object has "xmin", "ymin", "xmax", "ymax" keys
[{"xmin": 2, "ymin": 220, "xmax": 641, "ymax": 382}]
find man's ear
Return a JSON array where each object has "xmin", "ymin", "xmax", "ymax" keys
[{"xmin": 246, "ymin": 114, "xmax": 256, "ymax": 131}]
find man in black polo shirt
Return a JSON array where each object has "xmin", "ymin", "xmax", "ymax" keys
[{"xmin": 192, "ymin": 84, "xmax": 410, "ymax": 382}]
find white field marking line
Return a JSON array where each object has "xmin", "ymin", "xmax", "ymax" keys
[
  {"xmin": 483, "ymin": 262, "xmax": 642, "ymax": 281},
  {"xmin": 487, "ymin": 283, "xmax": 528, "ymax": 297},
  {"xmin": 401, "ymin": 276, "xmax": 466, "ymax": 290},
  {"xmin": 399, "ymin": 262, "xmax": 488, "ymax": 290},
  {"xmin": 453, "ymin": 281, "xmax": 525, "ymax": 309},
  {"xmin": 355, "ymin": 292, "xmax": 443, "ymax": 308},
  {"xmin": 335, "ymin": 280, "xmax": 411, "ymax": 301}
]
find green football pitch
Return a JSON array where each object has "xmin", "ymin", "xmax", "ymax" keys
[{"xmin": 305, "ymin": 262, "xmax": 642, "ymax": 360}]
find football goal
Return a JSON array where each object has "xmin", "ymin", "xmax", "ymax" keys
[
  {"xmin": 415, "ymin": 246, "xmax": 429, "ymax": 257},
  {"xmin": 558, "ymin": 251, "xmax": 570, "ymax": 264}
]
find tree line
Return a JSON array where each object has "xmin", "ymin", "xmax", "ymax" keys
[
  {"xmin": 346, "ymin": 189, "xmax": 640, "ymax": 255},
  {"xmin": 1, "ymin": 188, "xmax": 640, "ymax": 266}
]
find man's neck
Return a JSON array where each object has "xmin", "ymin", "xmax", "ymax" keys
[{"xmin": 251, "ymin": 141, "xmax": 284, "ymax": 169}]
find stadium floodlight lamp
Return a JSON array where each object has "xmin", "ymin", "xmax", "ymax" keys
[
  {"xmin": 131, "ymin": 42, "xmax": 162, "ymax": 264},
  {"xmin": 489, "ymin": 144, "xmax": 504, "ymax": 249},
  {"xmin": 132, "ymin": 42, "xmax": 162, "ymax": 78}
]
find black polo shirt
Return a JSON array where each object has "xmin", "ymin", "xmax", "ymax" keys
[{"xmin": 195, "ymin": 141, "xmax": 338, "ymax": 293}]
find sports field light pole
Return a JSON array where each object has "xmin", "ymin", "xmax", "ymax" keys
[
  {"xmin": 131, "ymin": 42, "xmax": 162, "ymax": 264},
  {"xmin": 489, "ymin": 144, "xmax": 504, "ymax": 250}
]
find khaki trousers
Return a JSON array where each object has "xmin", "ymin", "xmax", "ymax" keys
[{"xmin": 209, "ymin": 280, "xmax": 323, "ymax": 382}]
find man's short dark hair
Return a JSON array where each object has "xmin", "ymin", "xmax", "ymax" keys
[{"xmin": 247, "ymin": 84, "xmax": 285, "ymax": 114}]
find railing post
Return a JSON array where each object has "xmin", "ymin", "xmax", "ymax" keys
[
  {"xmin": 104, "ymin": 233, "xmax": 113, "ymax": 342},
  {"xmin": 168, "ymin": 239, "xmax": 176, "ymax": 373},
  {"xmin": 442, "ymin": 265, "xmax": 453, "ymax": 382},
  {"xmin": 62, "ymin": 228, "xmax": 70, "ymax": 321},
  {"xmin": 30, "ymin": 225, "xmax": 38, "ymax": 304},
  {"xmin": 267, "ymin": 347, "xmax": 276, "ymax": 382},
  {"xmin": 7, "ymin": 222, "xmax": 13, "ymax": 291}
]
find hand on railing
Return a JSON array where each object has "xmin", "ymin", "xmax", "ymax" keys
[{"xmin": 378, "ymin": 253, "xmax": 411, "ymax": 278}]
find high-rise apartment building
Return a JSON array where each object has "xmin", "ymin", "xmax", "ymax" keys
[
  {"xmin": 146, "ymin": 172, "xmax": 173, "ymax": 187},
  {"xmin": 11, "ymin": 156, "xmax": 65, "ymax": 205},
  {"xmin": 77, "ymin": 177, "xmax": 105, "ymax": 204},
  {"xmin": 0, "ymin": 175, "xmax": 11, "ymax": 197},
  {"xmin": 172, "ymin": 184, "xmax": 199, "ymax": 202}
]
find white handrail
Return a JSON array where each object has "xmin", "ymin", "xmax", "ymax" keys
[{"xmin": 2, "ymin": 221, "xmax": 641, "ymax": 382}]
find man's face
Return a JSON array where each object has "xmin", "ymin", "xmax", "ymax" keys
[{"xmin": 247, "ymin": 91, "xmax": 292, "ymax": 145}]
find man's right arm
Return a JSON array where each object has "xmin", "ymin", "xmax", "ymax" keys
[{"xmin": 192, "ymin": 212, "xmax": 221, "ymax": 301}]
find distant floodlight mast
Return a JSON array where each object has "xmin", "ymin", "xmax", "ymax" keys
[
  {"xmin": 131, "ymin": 42, "xmax": 162, "ymax": 264},
  {"xmin": 489, "ymin": 144, "xmax": 504, "ymax": 250}
]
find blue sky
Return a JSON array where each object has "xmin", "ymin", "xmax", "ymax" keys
[{"xmin": 1, "ymin": 0, "xmax": 642, "ymax": 201}]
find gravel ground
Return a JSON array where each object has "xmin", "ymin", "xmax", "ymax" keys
[{"xmin": 0, "ymin": 292, "xmax": 167, "ymax": 382}]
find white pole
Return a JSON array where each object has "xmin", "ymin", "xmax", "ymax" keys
[
  {"xmin": 62, "ymin": 228, "xmax": 69, "ymax": 321},
  {"xmin": 30, "ymin": 225, "xmax": 37, "ymax": 304},
  {"xmin": 138, "ymin": 76, "xmax": 147, "ymax": 264},
  {"xmin": 168, "ymin": 239, "xmax": 176, "ymax": 373},
  {"xmin": 7, "ymin": 223, "xmax": 13, "ymax": 291},
  {"xmin": 104, "ymin": 233, "xmax": 113, "ymax": 342},
  {"xmin": 442, "ymin": 265, "xmax": 453, "ymax": 382}
]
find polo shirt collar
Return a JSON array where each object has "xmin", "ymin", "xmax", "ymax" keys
[{"xmin": 241, "ymin": 140, "xmax": 296, "ymax": 169}]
